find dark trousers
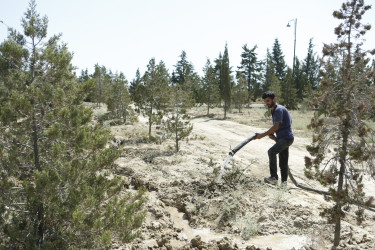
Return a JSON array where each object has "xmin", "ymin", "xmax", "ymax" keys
[{"xmin": 268, "ymin": 138, "xmax": 294, "ymax": 182}]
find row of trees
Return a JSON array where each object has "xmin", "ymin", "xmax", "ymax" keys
[
  {"xmin": 135, "ymin": 36, "xmax": 324, "ymax": 111},
  {"xmin": 78, "ymin": 59, "xmax": 194, "ymax": 152},
  {"xmin": 76, "ymin": 37, "xmax": 321, "ymax": 153},
  {"xmin": 77, "ymin": 36, "xmax": 325, "ymax": 141},
  {"xmin": 83, "ymin": 31, "xmax": 375, "ymax": 122}
]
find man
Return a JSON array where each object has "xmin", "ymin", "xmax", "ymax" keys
[{"xmin": 255, "ymin": 91, "xmax": 294, "ymax": 185}]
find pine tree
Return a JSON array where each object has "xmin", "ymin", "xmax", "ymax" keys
[
  {"xmin": 214, "ymin": 52, "xmax": 223, "ymax": 96},
  {"xmin": 237, "ymin": 44, "xmax": 263, "ymax": 101},
  {"xmin": 271, "ymin": 38, "xmax": 287, "ymax": 82},
  {"xmin": 135, "ymin": 58, "xmax": 170, "ymax": 140},
  {"xmin": 233, "ymin": 71, "xmax": 249, "ymax": 112},
  {"xmin": 78, "ymin": 68, "xmax": 95, "ymax": 102},
  {"xmin": 129, "ymin": 68, "xmax": 141, "ymax": 101},
  {"xmin": 305, "ymin": 0, "xmax": 375, "ymax": 247},
  {"xmin": 262, "ymin": 49, "xmax": 276, "ymax": 92},
  {"xmin": 79, "ymin": 68, "xmax": 89, "ymax": 83},
  {"xmin": 163, "ymin": 85, "xmax": 194, "ymax": 152},
  {"xmin": 281, "ymin": 67, "xmax": 298, "ymax": 109},
  {"xmin": 0, "ymin": 1, "xmax": 146, "ymax": 248},
  {"xmin": 303, "ymin": 38, "xmax": 321, "ymax": 90},
  {"xmin": 220, "ymin": 43, "xmax": 232, "ymax": 119},
  {"xmin": 272, "ymin": 39, "xmax": 293, "ymax": 107},
  {"xmin": 370, "ymin": 59, "xmax": 375, "ymax": 85},
  {"xmin": 171, "ymin": 50, "xmax": 200, "ymax": 102},
  {"xmin": 269, "ymin": 74, "xmax": 282, "ymax": 99},
  {"xmin": 106, "ymin": 72, "xmax": 135, "ymax": 124},
  {"xmin": 293, "ymin": 58, "xmax": 311, "ymax": 101},
  {"xmin": 172, "ymin": 50, "xmax": 192, "ymax": 87},
  {"xmin": 201, "ymin": 58, "xmax": 220, "ymax": 115},
  {"xmin": 92, "ymin": 64, "xmax": 110, "ymax": 107}
]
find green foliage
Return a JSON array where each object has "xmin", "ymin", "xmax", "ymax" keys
[
  {"xmin": 217, "ymin": 43, "xmax": 232, "ymax": 119},
  {"xmin": 221, "ymin": 161, "xmax": 248, "ymax": 188},
  {"xmin": 262, "ymin": 49, "xmax": 276, "ymax": 93},
  {"xmin": 305, "ymin": 0, "xmax": 375, "ymax": 247},
  {"xmin": 370, "ymin": 59, "xmax": 375, "ymax": 86},
  {"xmin": 91, "ymin": 64, "xmax": 111, "ymax": 107},
  {"xmin": 201, "ymin": 58, "xmax": 220, "ymax": 115},
  {"xmin": 269, "ymin": 183, "xmax": 289, "ymax": 207},
  {"xmin": 78, "ymin": 68, "xmax": 90, "ymax": 83},
  {"xmin": 129, "ymin": 68, "xmax": 141, "ymax": 101},
  {"xmin": 105, "ymin": 72, "xmax": 136, "ymax": 124},
  {"xmin": 293, "ymin": 58, "xmax": 311, "ymax": 101},
  {"xmin": 0, "ymin": 1, "xmax": 146, "ymax": 248},
  {"xmin": 237, "ymin": 44, "xmax": 263, "ymax": 101},
  {"xmin": 163, "ymin": 85, "xmax": 194, "ymax": 152},
  {"xmin": 219, "ymin": 193, "xmax": 241, "ymax": 224},
  {"xmin": 239, "ymin": 215, "xmax": 261, "ymax": 240},
  {"xmin": 134, "ymin": 58, "xmax": 171, "ymax": 140},
  {"xmin": 280, "ymin": 67, "xmax": 298, "ymax": 109},
  {"xmin": 303, "ymin": 38, "xmax": 321, "ymax": 90},
  {"xmin": 271, "ymin": 38, "xmax": 286, "ymax": 82},
  {"xmin": 268, "ymin": 38, "xmax": 320, "ymax": 109},
  {"xmin": 233, "ymin": 71, "xmax": 249, "ymax": 112},
  {"xmin": 171, "ymin": 50, "xmax": 193, "ymax": 87},
  {"xmin": 268, "ymin": 74, "xmax": 282, "ymax": 100},
  {"xmin": 171, "ymin": 50, "xmax": 201, "ymax": 103}
]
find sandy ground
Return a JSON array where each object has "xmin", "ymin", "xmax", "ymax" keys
[{"xmin": 108, "ymin": 110, "xmax": 375, "ymax": 250}]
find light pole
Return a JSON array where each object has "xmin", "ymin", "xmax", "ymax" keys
[{"xmin": 287, "ymin": 18, "xmax": 297, "ymax": 76}]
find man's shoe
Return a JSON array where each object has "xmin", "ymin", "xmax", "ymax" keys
[{"xmin": 264, "ymin": 176, "xmax": 278, "ymax": 185}]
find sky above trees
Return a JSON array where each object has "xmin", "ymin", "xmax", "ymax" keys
[{"xmin": 1, "ymin": 0, "xmax": 374, "ymax": 79}]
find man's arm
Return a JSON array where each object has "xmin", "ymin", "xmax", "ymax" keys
[{"xmin": 255, "ymin": 122, "xmax": 280, "ymax": 139}]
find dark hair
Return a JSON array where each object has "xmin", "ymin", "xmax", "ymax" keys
[{"xmin": 262, "ymin": 91, "xmax": 275, "ymax": 100}]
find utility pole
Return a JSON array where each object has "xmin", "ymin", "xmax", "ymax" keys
[{"xmin": 287, "ymin": 18, "xmax": 297, "ymax": 76}]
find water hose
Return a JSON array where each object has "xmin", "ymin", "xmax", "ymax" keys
[
  {"xmin": 229, "ymin": 134, "xmax": 257, "ymax": 156},
  {"xmin": 217, "ymin": 134, "xmax": 257, "ymax": 182}
]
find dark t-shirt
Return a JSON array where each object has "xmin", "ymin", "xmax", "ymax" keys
[{"xmin": 271, "ymin": 104, "xmax": 294, "ymax": 140}]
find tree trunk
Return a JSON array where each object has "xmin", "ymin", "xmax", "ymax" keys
[
  {"xmin": 175, "ymin": 126, "xmax": 179, "ymax": 152},
  {"xmin": 148, "ymin": 106, "xmax": 153, "ymax": 140},
  {"xmin": 175, "ymin": 111, "xmax": 179, "ymax": 152},
  {"xmin": 224, "ymin": 102, "xmax": 227, "ymax": 119},
  {"xmin": 32, "ymin": 112, "xmax": 44, "ymax": 246},
  {"xmin": 334, "ymin": 125, "xmax": 349, "ymax": 247},
  {"xmin": 32, "ymin": 114, "xmax": 40, "ymax": 171},
  {"xmin": 148, "ymin": 116, "xmax": 152, "ymax": 140},
  {"xmin": 334, "ymin": 164, "xmax": 344, "ymax": 247},
  {"xmin": 123, "ymin": 105, "xmax": 127, "ymax": 124},
  {"xmin": 37, "ymin": 204, "xmax": 45, "ymax": 247}
]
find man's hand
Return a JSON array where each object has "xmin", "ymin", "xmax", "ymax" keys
[
  {"xmin": 268, "ymin": 134, "xmax": 276, "ymax": 141},
  {"xmin": 255, "ymin": 133, "xmax": 263, "ymax": 140}
]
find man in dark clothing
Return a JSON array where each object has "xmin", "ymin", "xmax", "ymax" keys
[{"xmin": 255, "ymin": 91, "xmax": 294, "ymax": 185}]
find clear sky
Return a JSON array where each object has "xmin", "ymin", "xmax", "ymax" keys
[{"xmin": 1, "ymin": 0, "xmax": 374, "ymax": 80}]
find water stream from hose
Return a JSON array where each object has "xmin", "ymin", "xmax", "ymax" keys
[{"xmin": 217, "ymin": 155, "xmax": 232, "ymax": 182}]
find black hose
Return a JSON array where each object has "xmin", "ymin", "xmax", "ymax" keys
[{"xmin": 229, "ymin": 135, "xmax": 257, "ymax": 156}]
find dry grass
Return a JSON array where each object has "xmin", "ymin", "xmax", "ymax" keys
[
  {"xmin": 85, "ymin": 102, "xmax": 375, "ymax": 139},
  {"xmin": 190, "ymin": 105, "xmax": 375, "ymax": 139},
  {"xmin": 189, "ymin": 105, "xmax": 315, "ymax": 138}
]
